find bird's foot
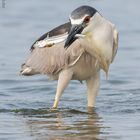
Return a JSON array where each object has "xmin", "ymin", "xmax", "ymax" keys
[
  {"xmin": 87, "ymin": 106, "xmax": 96, "ymax": 114},
  {"xmin": 49, "ymin": 106, "xmax": 58, "ymax": 112}
]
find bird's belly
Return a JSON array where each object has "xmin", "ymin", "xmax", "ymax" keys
[
  {"xmin": 71, "ymin": 54, "xmax": 100, "ymax": 81},
  {"xmin": 47, "ymin": 53, "xmax": 100, "ymax": 81}
]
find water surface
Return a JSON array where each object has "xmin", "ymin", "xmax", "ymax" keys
[{"xmin": 0, "ymin": 0, "xmax": 140, "ymax": 139}]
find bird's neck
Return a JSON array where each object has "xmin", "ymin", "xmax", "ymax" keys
[{"xmin": 84, "ymin": 13, "xmax": 113, "ymax": 75}]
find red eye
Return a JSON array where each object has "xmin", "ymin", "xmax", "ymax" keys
[{"xmin": 84, "ymin": 16, "xmax": 91, "ymax": 23}]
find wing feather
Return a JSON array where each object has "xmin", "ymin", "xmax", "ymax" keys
[
  {"xmin": 31, "ymin": 22, "xmax": 71, "ymax": 50},
  {"xmin": 25, "ymin": 40, "xmax": 84, "ymax": 75},
  {"xmin": 112, "ymin": 27, "xmax": 119, "ymax": 62}
]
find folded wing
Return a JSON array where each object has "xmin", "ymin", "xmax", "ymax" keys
[{"xmin": 21, "ymin": 22, "xmax": 85, "ymax": 76}]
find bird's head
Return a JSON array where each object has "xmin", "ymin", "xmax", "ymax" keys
[
  {"xmin": 64, "ymin": 5, "xmax": 97, "ymax": 49},
  {"xmin": 65, "ymin": 5, "xmax": 118, "ymax": 75}
]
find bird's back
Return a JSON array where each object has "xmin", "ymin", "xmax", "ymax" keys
[
  {"xmin": 20, "ymin": 22, "xmax": 100, "ymax": 80},
  {"xmin": 21, "ymin": 39, "xmax": 99, "ymax": 80}
]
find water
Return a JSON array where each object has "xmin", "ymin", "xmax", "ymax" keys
[{"xmin": 0, "ymin": 0, "xmax": 140, "ymax": 139}]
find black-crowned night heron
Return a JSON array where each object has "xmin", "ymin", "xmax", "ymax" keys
[{"xmin": 20, "ymin": 5, "xmax": 118, "ymax": 110}]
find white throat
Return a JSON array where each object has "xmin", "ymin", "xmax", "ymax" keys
[{"xmin": 82, "ymin": 13, "xmax": 115, "ymax": 74}]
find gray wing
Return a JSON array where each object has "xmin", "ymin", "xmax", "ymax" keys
[
  {"xmin": 31, "ymin": 22, "xmax": 71, "ymax": 50},
  {"xmin": 111, "ymin": 27, "xmax": 119, "ymax": 62},
  {"xmin": 23, "ymin": 40, "xmax": 84, "ymax": 75},
  {"xmin": 22, "ymin": 22, "xmax": 86, "ymax": 75}
]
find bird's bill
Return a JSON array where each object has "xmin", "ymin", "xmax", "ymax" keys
[{"xmin": 64, "ymin": 24, "xmax": 84, "ymax": 49}]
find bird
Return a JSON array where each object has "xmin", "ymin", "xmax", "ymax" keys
[{"xmin": 20, "ymin": 5, "xmax": 119, "ymax": 110}]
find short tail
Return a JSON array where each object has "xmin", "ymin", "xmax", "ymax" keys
[{"xmin": 20, "ymin": 63, "xmax": 39, "ymax": 76}]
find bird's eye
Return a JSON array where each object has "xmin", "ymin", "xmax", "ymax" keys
[{"xmin": 84, "ymin": 16, "xmax": 91, "ymax": 23}]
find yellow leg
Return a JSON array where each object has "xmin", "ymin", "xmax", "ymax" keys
[
  {"xmin": 52, "ymin": 69, "xmax": 73, "ymax": 109},
  {"xmin": 86, "ymin": 72, "xmax": 100, "ymax": 108}
]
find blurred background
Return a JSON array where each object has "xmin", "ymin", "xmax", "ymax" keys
[{"xmin": 0, "ymin": 0, "xmax": 140, "ymax": 140}]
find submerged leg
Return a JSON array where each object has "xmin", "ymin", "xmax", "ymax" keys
[
  {"xmin": 86, "ymin": 72, "xmax": 100, "ymax": 110},
  {"xmin": 52, "ymin": 69, "xmax": 73, "ymax": 109}
]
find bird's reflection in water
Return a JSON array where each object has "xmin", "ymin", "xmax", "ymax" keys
[{"xmin": 23, "ymin": 108, "xmax": 107, "ymax": 140}]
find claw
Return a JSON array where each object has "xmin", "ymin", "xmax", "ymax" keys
[{"xmin": 49, "ymin": 106, "xmax": 58, "ymax": 112}]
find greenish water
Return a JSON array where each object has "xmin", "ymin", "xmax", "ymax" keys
[{"xmin": 0, "ymin": 0, "xmax": 140, "ymax": 139}]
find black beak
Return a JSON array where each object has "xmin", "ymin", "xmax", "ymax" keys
[{"xmin": 64, "ymin": 24, "xmax": 84, "ymax": 49}]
